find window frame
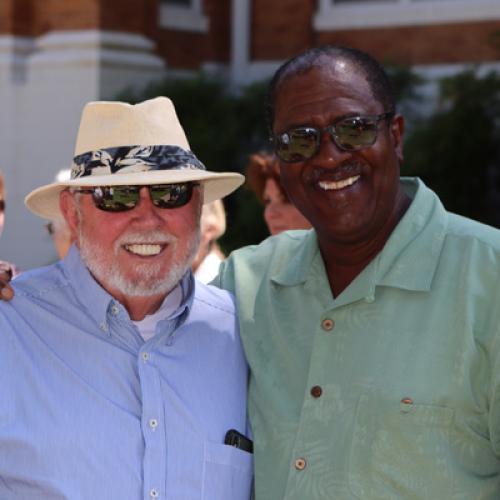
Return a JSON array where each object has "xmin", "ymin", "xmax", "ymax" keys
[
  {"xmin": 158, "ymin": 0, "xmax": 209, "ymax": 32},
  {"xmin": 314, "ymin": 0, "xmax": 500, "ymax": 30}
]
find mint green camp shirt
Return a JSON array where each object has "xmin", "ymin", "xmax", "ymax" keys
[{"xmin": 215, "ymin": 178, "xmax": 500, "ymax": 499}]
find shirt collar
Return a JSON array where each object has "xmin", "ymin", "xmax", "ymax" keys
[
  {"xmin": 270, "ymin": 178, "xmax": 447, "ymax": 295},
  {"xmin": 376, "ymin": 177, "xmax": 447, "ymax": 292},
  {"xmin": 61, "ymin": 245, "xmax": 195, "ymax": 332},
  {"xmin": 62, "ymin": 245, "xmax": 115, "ymax": 328}
]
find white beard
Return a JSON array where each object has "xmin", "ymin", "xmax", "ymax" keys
[{"xmin": 79, "ymin": 227, "xmax": 200, "ymax": 297}]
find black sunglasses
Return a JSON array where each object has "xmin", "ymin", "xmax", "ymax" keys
[
  {"xmin": 72, "ymin": 183, "xmax": 199, "ymax": 212},
  {"xmin": 0, "ymin": 200, "xmax": 4, "ymax": 212},
  {"xmin": 273, "ymin": 112, "xmax": 394, "ymax": 163}
]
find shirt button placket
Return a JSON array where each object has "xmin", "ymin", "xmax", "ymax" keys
[{"xmin": 110, "ymin": 303, "xmax": 119, "ymax": 316}]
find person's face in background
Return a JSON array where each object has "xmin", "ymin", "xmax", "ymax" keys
[
  {"xmin": 46, "ymin": 218, "xmax": 73, "ymax": 259},
  {"xmin": 263, "ymin": 177, "xmax": 311, "ymax": 235}
]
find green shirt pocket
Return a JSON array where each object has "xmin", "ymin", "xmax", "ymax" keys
[{"xmin": 349, "ymin": 393, "xmax": 454, "ymax": 500}]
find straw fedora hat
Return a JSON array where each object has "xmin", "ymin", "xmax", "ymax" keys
[{"xmin": 25, "ymin": 97, "xmax": 244, "ymax": 219}]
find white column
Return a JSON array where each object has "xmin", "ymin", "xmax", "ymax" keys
[
  {"xmin": 0, "ymin": 30, "xmax": 166, "ymax": 269},
  {"xmin": 230, "ymin": 0, "xmax": 251, "ymax": 86}
]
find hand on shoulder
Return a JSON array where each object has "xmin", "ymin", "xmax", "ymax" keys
[{"xmin": 0, "ymin": 262, "xmax": 15, "ymax": 301}]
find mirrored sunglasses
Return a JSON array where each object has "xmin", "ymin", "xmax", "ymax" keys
[
  {"xmin": 72, "ymin": 183, "xmax": 199, "ymax": 212},
  {"xmin": 273, "ymin": 112, "xmax": 394, "ymax": 163}
]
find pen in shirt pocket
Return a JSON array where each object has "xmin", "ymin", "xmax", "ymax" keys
[{"xmin": 224, "ymin": 429, "xmax": 253, "ymax": 454}]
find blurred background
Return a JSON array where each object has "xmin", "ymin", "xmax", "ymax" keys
[{"xmin": 1, "ymin": 0, "xmax": 500, "ymax": 269}]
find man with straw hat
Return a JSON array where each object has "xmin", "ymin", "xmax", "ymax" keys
[{"xmin": 0, "ymin": 97, "xmax": 252, "ymax": 499}]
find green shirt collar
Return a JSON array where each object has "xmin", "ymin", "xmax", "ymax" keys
[{"xmin": 271, "ymin": 178, "xmax": 447, "ymax": 298}]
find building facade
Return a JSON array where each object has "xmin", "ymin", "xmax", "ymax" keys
[{"xmin": 1, "ymin": 0, "xmax": 500, "ymax": 268}]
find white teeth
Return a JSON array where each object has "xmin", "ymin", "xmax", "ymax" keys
[
  {"xmin": 318, "ymin": 175, "xmax": 360, "ymax": 191},
  {"xmin": 125, "ymin": 244, "xmax": 162, "ymax": 256}
]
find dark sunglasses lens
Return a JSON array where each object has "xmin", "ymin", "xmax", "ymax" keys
[
  {"xmin": 276, "ymin": 128, "xmax": 318, "ymax": 162},
  {"xmin": 150, "ymin": 183, "xmax": 193, "ymax": 209},
  {"xmin": 0, "ymin": 200, "xmax": 4, "ymax": 212},
  {"xmin": 334, "ymin": 117, "xmax": 379, "ymax": 150},
  {"xmin": 93, "ymin": 186, "xmax": 139, "ymax": 212}
]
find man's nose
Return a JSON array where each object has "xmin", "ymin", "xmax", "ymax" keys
[
  {"xmin": 133, "ymin": 187, "xmax": 163, "ymax": 218},
  {"xmin": 313, "ymin": 130, "xmax": 350, "ymax": 167}
]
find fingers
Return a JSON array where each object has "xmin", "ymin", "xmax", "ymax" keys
[
  {"xmin": 0, "ymin": 268, "xmax": 14, "ymax": 301},
  {"xmin": 0, "ymin": 280, "xmax": 14, "ymax": 301}
]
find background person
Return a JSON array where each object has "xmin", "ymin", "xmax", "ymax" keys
[
  {"xmin": 246, "ymin": 152, "xmax": 311, "ymax": 235},
  {"xmin": 44, "ymin": 168, "xmax": 74, "ymax": 259},
  {"xmin": 0, "ymin": 97, "xmax": 252, "ymax": 499},
  {"xmin": 192, "ymin": 198, "xmax": 226, "ymax": 283}
]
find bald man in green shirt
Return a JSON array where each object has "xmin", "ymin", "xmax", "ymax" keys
[
  {"xmin": 3, "ymin": 46, "xmax": 500, "ymax": 499},
  {"xmin": 214, "ymin": 46, "xmax": 500, "ymax": 499}
]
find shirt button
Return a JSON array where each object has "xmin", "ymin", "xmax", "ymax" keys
[
  {"xmin": 400, "ymin": 397, "xmax": 414, "ymax": 413},
  {"xmin": 99, "ymin": 322, "xmax": 108, "ymax": 332},
  {"xmin": 142, "ymin": 352, "xmax": 150, "ymax": 362},
  {"xmin": 295, "ymin": 457, "xmax": 307, "ymax": 470},
  {"xmin": 310, "ymin": 385, "xmax": 322, "ymax": 398},
  {"xmin": 149, "ymin": 488, "xmax": 159, "ymax": 498},
  {"xmin": 321, "ymin": 318, "xmax": 334, "ymax": 331},
  {"xmin": 110, "ymin": 304, "xmax": 119, "ymax": 316},
  {"xmin": 149, "ymin": 418, "xmax": 158, "ymax": 429}
]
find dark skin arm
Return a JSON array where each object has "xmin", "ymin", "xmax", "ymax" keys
[{"xmin": 0, "ymin": 263, "xmax": 14, "ymax": 300}]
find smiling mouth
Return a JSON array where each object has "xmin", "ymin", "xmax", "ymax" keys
[
  {"xmin": 124, "ymin": 243, "xmax": 164, "ymax": 256},
  {"xmin": 318, "ymin": 175, "xmax": 360, "ymax": 191}
]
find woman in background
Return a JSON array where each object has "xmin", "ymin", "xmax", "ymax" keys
[
  {"xmin": 246, "ymin": 152, "xmax": 311, "ymax": 235},
  {"xmin": 192, "ymin": 199, "xmax": 227, "ymax": 284}
]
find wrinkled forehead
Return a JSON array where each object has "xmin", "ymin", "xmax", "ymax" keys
[
  {"xmin": 278, "ymin": 53, "xmax": 369, "ymax": 91},
  {"xmin": 273, "ymin": 63, "xmax": 377, "ymax": 130}
]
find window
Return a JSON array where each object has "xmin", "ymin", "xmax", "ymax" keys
[
  {"xmin": 159, "ymin": 0, "xmax": 208, "ymax": 32},
  {"xmin": 315, "ymin": 0, "xmax": 500, "ymax": 30},
  {"xmin": 161, "ymin": 0, "xmax": 190, "ymax": 5}
]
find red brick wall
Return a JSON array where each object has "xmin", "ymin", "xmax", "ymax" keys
[
  {"xmin": 251, "ymin": 0, "xmax": 315, "ymax": 59},
  {"xmin": 101, "ymin": 0, "xmax": 157, "ymax": 35},
  {"xmin": 0, "ymin": 0, "xmax": 34, "ymax": 35},
  {"xmin": 153, "ymin": 0, "xmax": 231, "ymax": 69},
  {"xmin": 2, "ymin": 0, "xmax": 499, "ymax": 70},
  {"xmin": 317, "ymin": 21, "xmax": 500, "ymax": 65},
  {"xmin": 32, "ymin": 0, "xmax": 100, "ymax": 35}
]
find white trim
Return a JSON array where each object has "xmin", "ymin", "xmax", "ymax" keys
[
  {"xmin": 158, "ymin": 0, "xmax": 209, "ymax": 32},
  {"xmin": 0, "ymin": 36, "xmax": 35, "ymax": 67},
  {"xmin": 30, "ymin": 30, "xmax": 164, "ymax": 69},
  {"xmin": 230, "ymin": 0, "xmax": 251, "ymax": 86},
  {"xmin": 315, "ymin": 0, "xmax": 500, "ymax": 30}
]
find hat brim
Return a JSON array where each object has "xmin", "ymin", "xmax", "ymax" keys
[{"xmin": 25, "ymin": 170, "xmax": 244, "ymax": 220}]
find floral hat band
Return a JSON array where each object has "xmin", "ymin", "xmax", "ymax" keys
[{"xmin": 71, "ymin": 145, "xmax": 206, "ymax": 180}]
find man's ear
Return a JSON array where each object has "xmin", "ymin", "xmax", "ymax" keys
[
  {"xmin": 59, "ymin": 190, "xmax": 80, "ymax": 246},
  {"xmin": 391, "ymin": 114, "xmax": 405, "ymax": 165}
]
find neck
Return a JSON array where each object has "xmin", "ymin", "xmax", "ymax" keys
[
  {"xmin": 319, "ymin": 190, "xmax": 411, "ymax": 298},
  {"xmin": 118, "ymin": 294, "xmax": 168, "ymax": 321}
]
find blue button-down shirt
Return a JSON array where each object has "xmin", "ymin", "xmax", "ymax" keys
[{"xmin": 0, "ymin": 246, "xmax": 252, "ymax": 500}]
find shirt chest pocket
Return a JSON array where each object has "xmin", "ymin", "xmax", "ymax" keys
[
  {"xmin": 349, "ymin": 394, "xmax": 454, "ymax": 500},
  {"xmin": 202, "ymin": 441, "xmax": 253, "ymax": 500}
]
